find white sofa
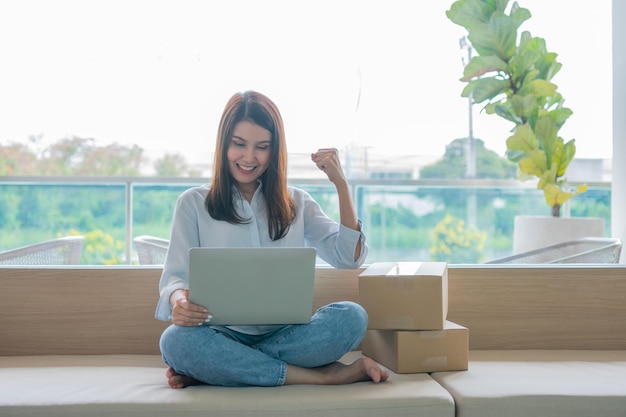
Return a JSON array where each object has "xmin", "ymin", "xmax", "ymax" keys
[
  {"xmin": 0, "ymin": 265, "xmax": 625, "ymax": 417},
  {"xmin": 432, "ymin": 350, "xmax": 626, "ymax": 417},
  {"xmin": 0, "ymin": 353, "xmax": 456, "ymax": 417}
]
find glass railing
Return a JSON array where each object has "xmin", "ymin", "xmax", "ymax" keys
[{"xmin": 0, "ymin": 176, "xmax": 611, "ymax": 265}]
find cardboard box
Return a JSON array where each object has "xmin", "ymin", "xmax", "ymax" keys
[
  {"xmin": 361, "ymin": 321, "xmax": 469, "ymax": 373},
  {"xmin": 358, "ymin": 262, "xmax": 448, "ymax": 330}
]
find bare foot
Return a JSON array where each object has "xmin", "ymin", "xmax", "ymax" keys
[
  {"xmin": 165, "ymin": 367, "xmax": 203, "ymax": 389},
  {"xmin": 285, "ymin": 357, "xmax": 390, "ymax": 385},
  {"xmin": 324, "ymin": 357, "xmax": 390, "ymax": 384}
]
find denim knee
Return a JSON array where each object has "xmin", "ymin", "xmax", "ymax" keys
[
  {"xmin": 341, "ymin": 301, "xmax": 369, "ymax": 330},
  {"xmin": 327, "ymin": 301, "xmax": 368, "ymax": 348},
  {"xmin": 159, "ymin": 324, "xmax": 194, "ymax": 369},
  {"xmin": 159, "ymin": 325, "xmax": 177, "ymax": 365}
]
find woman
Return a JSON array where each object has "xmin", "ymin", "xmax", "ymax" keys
[{"xmin": 156, "ymin": 90, "xmax": 388, "ymax": 387}]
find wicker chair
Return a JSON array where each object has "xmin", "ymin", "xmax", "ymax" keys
[
  {"xmin": 486, "ymin": 237, "xmax": 623, "ymax": 264},
  {"xmin": 134, "ymin": 235, "xmax": 169, "ymax": 265},
  {"xmin": 0, "ymin": 236, "xmax": 84, "ymax": 265}
]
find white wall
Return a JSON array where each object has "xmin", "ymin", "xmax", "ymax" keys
[{"xmin": 613, "ymin": 0, "xmax": 626, "ymax": 262}]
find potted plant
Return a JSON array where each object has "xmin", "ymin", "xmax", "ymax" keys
[{"xmin": 446, "ymin": 0, "xmax": 603, "ymax": 253}]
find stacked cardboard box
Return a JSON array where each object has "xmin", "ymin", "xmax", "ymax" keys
[{"xmin": 358, "ymin": 262, "xmax": 469, "ymax": 373}]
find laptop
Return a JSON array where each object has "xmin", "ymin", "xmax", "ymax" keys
[{"xmin": 188, "ymin": 247, "xmax": 317, "ymax": 326}]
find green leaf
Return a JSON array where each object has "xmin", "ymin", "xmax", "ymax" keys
[
  {"xmin": 511, "ymin": 32, "xmax": 540, "ymax": 66},
  {"xmin": 530, "ymin": 79, "xmax": 557, "ymax": 98},
  {"xmin": 505, "ymin": 149, "xmax": 525, "ymax": 163},
  {"xmin": 557, "ymin": 139, "xmax": 576, "ymax": 177},
  {"xmin": 468, "ymin": 12, "xmax": 514, "ymax": 59},
  {"xmin": 519, "ymin": 149, "xmax": 548, "ymax": 177},
  {"xmin": 523, "ymin": 35, "xmax": 563, "ymax": 81},
  {"xmin": 474, "ymin": 5, "xmax": 531, "ymax": 60},
  {"xmin": 541, "ymin": 52, "xmax": 562, "ymax": 81},
  {"xmin": 449, "ymin": 0, "xmax": 531, "ymax": 60},
  {"xmin": 505, "ymin": 123, "xmax": 537, "ymax": 152},
  {"xmin": 446, "ymin": 0, "xmax": 491, "ymax": 28},
  {"xmin": 537, "ymin": 163, "xmax": 557, "ymax": 190},
  {"xmin": 541, "ymin": 179, "xmax": 586, "ymax": 209},
  {"xmin": 534, "ymin": 116, "xmax": 558, "ymax": 152},
  {"xmin": 462, "ymin": 77, "xmax": 509, "ymax": 103},
  {"xmin": 493, "ymin": 103, "xmax": 522, "ymax": 124},
  {"xmin": 543, "ymin": 183, "xmax": 574, "ymax": 208},
  {"xmin": 548, "ymin": 107, "xmax": 573, "ymax": 129},
  {"xmin": 510, "ymin": 94, "xmax": 537, "ymax": 120},
  {"xmin": 462, "ymin": 55, "xmax": 508, "ymax": 81}
]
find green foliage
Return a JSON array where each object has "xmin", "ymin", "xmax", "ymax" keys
[
  {"xmin": 0, "ymin": 192, "xmax": 20, "ymax": 231},
  {"xmin": 133, "ymin": 186, "xmax": 186, "ymax": 231},
  {"xmin": 0, "ymin": 182, "xmax": 612, "ymax": 264},
  {"xmin": 430, "ymin": 214, "xmax": 487, "ymax": 263},
  {"xmin": 69, "ymin": 229, "xmax": 125, "ymax": 265},
  {"xmin": 43, "ymin": 136, "xmax": 144, "ymax": 176},
  {"xmin": 154, "ymin": 153, "xmax": 190, "ymax": 177},
  {"xmin": 368, "ymin": 202, "xmax": 420, "ymax": 229},
  {"xmin": 305, "ymin": 189, "xmax": 341, "ymax": 221},
  {"xmin": 419, "ymin": 137, "xmax": 516, "ymax": 179},
  {"xmin": 0, "ymin": 142, "xmax": 38, "ymax": 175},
  {"xmin": 0, "ymin": 135, "xmax": 207, "ymax": 177},
  {"xmin": 446, "ymin": 0, "xmax": 586, "ymax": 216},
  {"xmin": 0, "ymin": 134, "xmax": 611, "ymax": 264},
  {"xmin": 0, "ymin": 183, "xmax": 127, "ymax": 259},
  {"xmin": 0, "ymin": 136, "xmax": 144, "ymax": 176},
  {"xmin": 367, "ymin": 203, "xmax": 430, "ymax": 248}
]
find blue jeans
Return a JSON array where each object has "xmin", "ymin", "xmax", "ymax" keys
[{"xmin": 159, "ymin": 301, "xmax": 368, "ymax": 387}]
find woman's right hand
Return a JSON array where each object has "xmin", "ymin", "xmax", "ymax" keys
[{"xmin": 170, "ymin": 289, "xmax": 212, "ymax": 326}]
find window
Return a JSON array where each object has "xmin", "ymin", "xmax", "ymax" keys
[{"xmin": 0, "ymin": 1, "xmax": 616, "ymax": 264}]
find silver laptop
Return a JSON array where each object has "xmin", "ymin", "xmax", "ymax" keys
[{"xmin": 188, "ymin": 247, "xmax": 317, "ymax": 326}]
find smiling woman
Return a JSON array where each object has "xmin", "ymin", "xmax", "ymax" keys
[{"xmin": 154, "ymin": 90, "xmax": 388, "ymax": 387}]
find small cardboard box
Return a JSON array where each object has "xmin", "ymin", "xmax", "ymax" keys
[
  {"xmin": 358, "ymin": 262, "xmax": 448, "ymax": 330},
  {"xmin": 361, "ymin": 321, "xmax": 469, "ymax": 374}
]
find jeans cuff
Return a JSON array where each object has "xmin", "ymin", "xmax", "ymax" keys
[{"xmin": 276, "ymin": 361, "xmax": 288, "ymax": 386}]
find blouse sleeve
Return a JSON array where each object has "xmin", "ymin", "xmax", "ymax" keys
[
  {"xmin": 154, "ymin": 189, "xmax": 202, "ymax": 321},
  {"xmin": 300, "ymin": 190, "xmax": 368, "ymax": 269}
]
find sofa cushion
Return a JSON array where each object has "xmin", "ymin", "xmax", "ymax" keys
[
  {"xmin": 0, "ymin": 352, "xmax": 454, "ymax": 417},
  {"xmin": 431, "ymin": 350, "xmax": 626, "ymax": 417}
]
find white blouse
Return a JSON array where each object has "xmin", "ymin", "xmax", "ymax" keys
[{"xmin": 155, "ymin": 183, "xmax": 367, "ymax": 323}]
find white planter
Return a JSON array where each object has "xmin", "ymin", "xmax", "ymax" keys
[{"xmin": 513, "ymin": 215, "xmax": 605, "ymax": 254}]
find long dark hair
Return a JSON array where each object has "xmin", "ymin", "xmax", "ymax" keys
[{"xmin": 205, "ymin": 91, "xmax": 296, "ymax": 240}]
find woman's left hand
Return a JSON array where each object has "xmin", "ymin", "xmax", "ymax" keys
[{"xmin": 311, "ymin": 148, "xmax": 346, "ymax": 185}]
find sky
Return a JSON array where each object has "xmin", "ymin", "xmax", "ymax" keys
[{"xmin": 0, "ymin": 0, "xmax": 613, "ymax": 168}]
